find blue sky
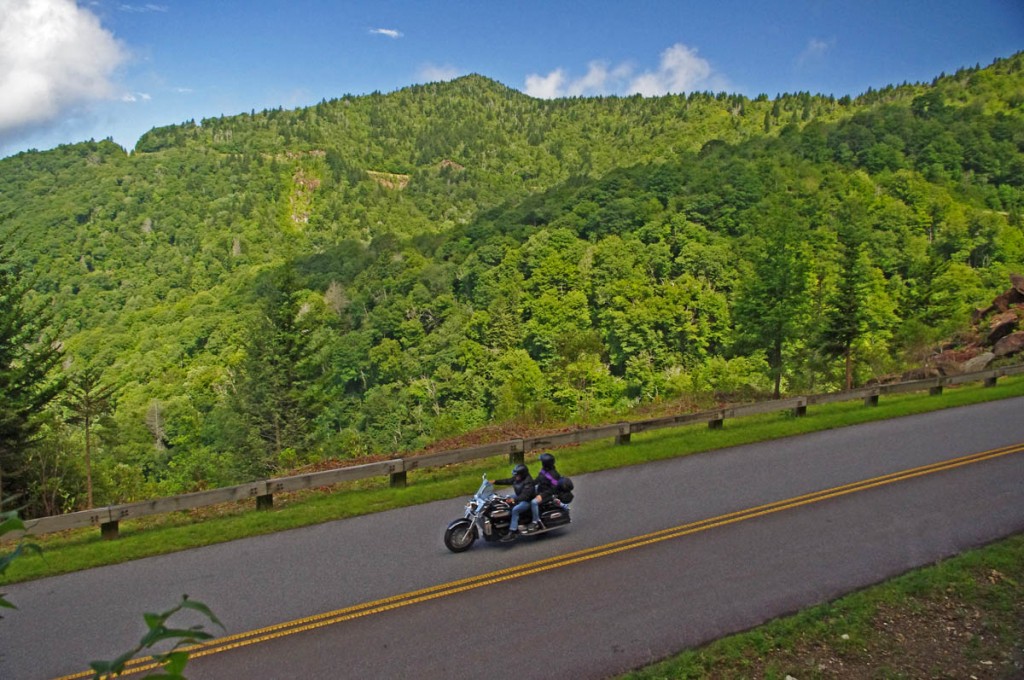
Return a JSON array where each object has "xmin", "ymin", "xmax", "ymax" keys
[{"xmin": 1, "ymin": 0, "xmax": 1022, "ymax": 158}]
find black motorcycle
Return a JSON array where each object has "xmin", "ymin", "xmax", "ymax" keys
[{"xmin": 443, "ymin": 474, "xmax": 572, "ymax": 552}]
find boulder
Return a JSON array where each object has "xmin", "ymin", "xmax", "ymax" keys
[
  {"xmin": 902, "ymin": 366, "xmax": 942, "ymax": 381},
  {"xmin": 931, "ymin": 347, "xmax": 982, "ymax": 375},
  {"xmin": 993, "ymin": 331, "xmax": 1024, "ymax": 357},
  {"xmin": 993, "ymin": 290, "xmax": 1015, "ymax": 313},
  {"xmin": 987, "ymin": 310, "xmax": 1020, "ymax": 344},
  {"xmin": 961, "ymin": 352, "xmax": 995, "ymax": 373},
  {"xmin": 999, "ymin": 274, "xmax": 1024, "ymax": 309}
]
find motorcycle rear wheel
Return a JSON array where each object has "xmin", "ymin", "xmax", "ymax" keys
[{"xmin": 444, "ymin": 519, "xmax": 477, "ymax": 553}]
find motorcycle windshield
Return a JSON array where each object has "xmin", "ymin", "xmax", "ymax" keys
[{"xmin": 475, "ymin": 479, "xmax": 495, "ymax": 500}]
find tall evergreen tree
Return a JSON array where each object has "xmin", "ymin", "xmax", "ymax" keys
[
  {"xmin": 230, "ymin": 268, "xmax": 316, "ymax": 476},
  {"xmin": 732, "ymin": 198, "xmax": 811, "ymax": 398},
  {"xmin": 0, "ymin": 245, "xmax": 64, "ymax": 509},
  {"xmin": 65, "ymin": 366, "xmax": 116, "ymax": 509},
  {"xmin": 820, "ymin": 236, "xmax": 873, "ymax": 390}
]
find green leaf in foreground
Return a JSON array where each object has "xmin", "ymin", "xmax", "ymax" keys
[{"xmin": 89, "ymin": 594, "xmax": 224, "ymax": 680}]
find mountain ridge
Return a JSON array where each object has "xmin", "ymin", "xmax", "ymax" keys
[{"xmin": 1, "ymin": 52, "xmax": 1022, "ymax": 514}]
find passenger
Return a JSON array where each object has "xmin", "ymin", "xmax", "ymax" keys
[
  {"xmin": 494, "ymin": 463, "xmax": 536, "ymax": 541},
  {"xmin": 531, "ymin": 452, "xmax": 565, "ymax": 529}
]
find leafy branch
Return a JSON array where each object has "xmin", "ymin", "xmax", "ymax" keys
[
  {"xmin": 0, "ymin": 507, "xmax": 42, "ymax": 616},
  {"xmin": 89, "ymin": 595, "xmax": 224, "ymax": 679}
]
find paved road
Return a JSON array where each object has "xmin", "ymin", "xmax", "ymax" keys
[{"xmin": 3, "ymin": 397, "xmax": 1024, "ymax": 679}]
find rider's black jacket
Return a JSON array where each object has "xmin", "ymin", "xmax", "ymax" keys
[
  {"xmin": 495, "ymin": 474, "xmax": 535, "ymax": 503},
  {"xmin": 534, "ymin": 468, "xmax": 561, "ymax": 501}
]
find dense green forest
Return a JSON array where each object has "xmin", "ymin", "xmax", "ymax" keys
[{"xmin": 2, "ymin": 53, "xmax": 1023, "ymax": 516}]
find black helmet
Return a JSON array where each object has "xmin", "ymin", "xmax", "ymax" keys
[
  {"xmin": 540, "ymin": 452, "xmax": 555, "ymax": 470},
  {"xmin": 512, "ymin": 463, "xmax": 529, "ymax": 478}
]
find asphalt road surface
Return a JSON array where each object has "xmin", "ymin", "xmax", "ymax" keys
[{"xmin": 3, "ymin": 397, "xmax": 1024, "ymax": 680}]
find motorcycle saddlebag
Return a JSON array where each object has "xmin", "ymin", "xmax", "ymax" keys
[{"xmin": 541, "ymin": 508, "xmax": 570, "ymax": 527}]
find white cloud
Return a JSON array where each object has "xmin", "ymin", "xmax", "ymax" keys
[
  {"xmin": 564, "ymin": 61, "xmax": 634, "ymax": 97},
  {"xmin": 569, "ymin": 62, "xmax": 611, "ymax": 95},
  {"xmin": 628, "ymin": 44, "xmax": 714, "ymax": 96},
  {"xmin": 797, "ymin": 38, "xmax": 834, "ymax": 68},
  {"xmin": 525, "ymin": 43, "xmax": 723, "ymax": 99},
  {"xmin": 525, "ymin": 68, "xmax": 568, "ymax": 98},
  {"xmin": 117, "ymin": 4, "xmax": 168, "ymax": 12},
  {"xmin": 0, "ymin": 0, "xmax": 127, "ymax": 140},
  {"xmin": 418, "ymin": 63, "xmax": 462, "ymax": 83},
  {"xmin": 370, "ymin": 28, "xmax": 403, "ymax": 39}
]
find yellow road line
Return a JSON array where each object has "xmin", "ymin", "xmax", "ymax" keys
[{"xmin": 56, "ymin": 442, "xmax": 1024, "ymax": 679}]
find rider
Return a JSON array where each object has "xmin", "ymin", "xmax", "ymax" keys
[
  {"xmin": 531, "ymin": 452, "xmax": 564, "ymax": 529},
  {"xmin": 494, "ymin": 463, "xmax": 536, "ymax": 540}
]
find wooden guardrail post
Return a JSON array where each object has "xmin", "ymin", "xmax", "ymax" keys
[
  {"xmin": 929, "ymin": 385, "xmax": 944, "ymax": 396},
  {"xmin": 102, "ymin": 507, "xmax": 131, "ymax": 540},
  {"xmin": 260, "ymin": 480, "xmax": 283, "ymax": 508},
  {"xmin": 708, "ymin": 411, "xmax": 724, "ymax": 430},
  {"xmin": 615, "ymin": 422, "xmax": 631, "ymax": 445},
  {"xmin": 101, "ymin": 520, "xmax": 119, "ymax": 540},
  {"xmin": 386, "ymin": 456, "xmax": 407, "ymax": 487},
  {"xmin": 792, "ymin": 397, "xmax": 807, "ymax": 417}
]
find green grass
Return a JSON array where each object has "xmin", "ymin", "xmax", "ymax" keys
[{"xmin": 4, "ymin": 376, "xmax": 1024, "ymax": 585}]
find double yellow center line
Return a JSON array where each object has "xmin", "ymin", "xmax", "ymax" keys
[{"xmin": 59, "ymin": 442, "xmax": 1024, "ymax": 679}]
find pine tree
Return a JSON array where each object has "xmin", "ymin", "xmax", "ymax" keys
[
  {"xmin": 0, "ymin": 245, "xmax": 64, "ymax": 509},
  {"xmin": 732, "ymin": 198, "xmax": 811, "ymax": 399},
  {"xmin": 230, "ymin": 267, "xmax": 316, "ymax": 476},
  {"xmin": 65, "ymin": 366, "xmax": 116, "ymax": 509},
  {"xmin": 821, "ymin": 238, "xmax": 873, "ymax": 390}
]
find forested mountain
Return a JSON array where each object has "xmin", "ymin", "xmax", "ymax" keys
[{"xmin": 2, "ymin": 54, "xmax": 1022, "ymax": 515}]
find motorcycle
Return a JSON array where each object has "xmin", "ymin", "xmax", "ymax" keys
[{"xmin": 443, "ymin": 474, "xmax": 572, "ymax": 552}]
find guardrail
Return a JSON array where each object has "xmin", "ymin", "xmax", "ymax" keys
[{"xmin": 20, "ymin": 363, "xmax": 1024, "ymax": 540}]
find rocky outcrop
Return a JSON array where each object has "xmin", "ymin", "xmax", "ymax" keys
[
  {"xmin": 972, "ymin": 273, "xmax": 1024, "ymax": 320},
  {"xmin": 367, "ymin": 170, "xmax": 411, "ymax": 190},
  {"xmin": 961, "ymin": 351, "xmax": 995, "ymax": 373},
  {"xmin": 993, "ymin": 331, "xmax": 1024, "ymax": 357},
  {"xmin": 870, "ymin": 276, "xmax": 1023, "ymax": 384},
  {"xmin": 987, "ymin": 310, "xmax": 1020, "ymax": 344},
  {"xmin": 929, "ymin": 274, "xmax": 1024, "ymax": 374}
]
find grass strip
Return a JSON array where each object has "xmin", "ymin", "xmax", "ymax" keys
[{"xmin": 5, "ymin": 376, "xmax": 1024, "ymax": 584}]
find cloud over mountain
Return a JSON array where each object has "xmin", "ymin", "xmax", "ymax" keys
[
  {"xmin": 525, "ymin": 43, "xmax": 725, "ymax": 98},
  {"xmin": 0, "ymin": 0, "xmax": 126, "ymax": 141}
]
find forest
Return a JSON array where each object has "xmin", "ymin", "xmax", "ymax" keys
[{"xmin": 1, "ymin": 53, "xmax": 1022, "ymax": 517}]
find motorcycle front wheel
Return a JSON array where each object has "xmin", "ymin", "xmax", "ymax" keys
[{"xmin": 444, "ymin": 519, "xmax": 477, "ymax": 553}]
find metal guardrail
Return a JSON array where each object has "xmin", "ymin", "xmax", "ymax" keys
[{"xmin": 20, "ymin": 363, "xmax": 1024, "ymax": 539}]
